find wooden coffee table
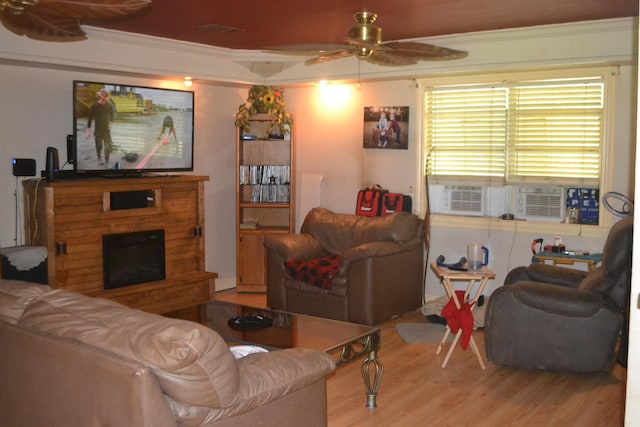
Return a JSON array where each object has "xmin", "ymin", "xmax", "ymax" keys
[{"xmin": 208, "ymin": 300, "xmax": 384, "ymax": 408}]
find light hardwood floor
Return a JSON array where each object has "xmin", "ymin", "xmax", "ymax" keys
[{"xmin": 214, "ymin": 291, "xmax": 626, "ymax": 427}]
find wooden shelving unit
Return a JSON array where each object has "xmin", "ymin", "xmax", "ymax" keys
[{"xmin": 236, "ymin": 114, "xmax": 295, "ymax": 292}]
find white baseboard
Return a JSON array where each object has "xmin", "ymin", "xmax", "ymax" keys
[
  {"xmin": 215, "ymin": 276, "xmax": 237, "ymax": 292},
  {"xmin": 424, "ymin": 293, "xmax": 444, "ymax": 303}
]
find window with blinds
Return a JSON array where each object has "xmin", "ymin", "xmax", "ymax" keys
[
  {"xmin": 507, "ymin": 81, "xmax": 603, "ymax": 186},
  {"xmin": 424, "ymin": 77, "xmax": 604, "ymax": 187}
]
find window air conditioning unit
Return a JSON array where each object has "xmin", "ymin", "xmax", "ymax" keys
[
  {"xmin": 516, "ymin": 186, "xmax": 564, "ymax": 222},
  {"xmin": 441, "ymin": 185, "xmax": 484, "ymax": 216}
]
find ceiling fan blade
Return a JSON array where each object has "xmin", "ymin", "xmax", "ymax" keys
[
  {"xmin": 33, "ymin": 0, "xmax": 151, "ymax": 19},
  {"xmin": 382, "ymin": 41, "xmax": 468, "ymax": 60},
  {"xmin": 1, "ymin": 10, "xmax": 86, "ymax": 41},
  {"xmin": 305, "ymin": 49, "xmax": 355, "ymax": 66},
  {"xmin": 264, "ymin": 44, "xmax": 351, "ymax": 56}
]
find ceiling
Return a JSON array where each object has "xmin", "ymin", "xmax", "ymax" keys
[{"xmin": 85, "ymin": 0, "xmax": 638, "ymax": 51}]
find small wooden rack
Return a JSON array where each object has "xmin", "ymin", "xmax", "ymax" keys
[{"xmin": 430, "ymin": 263, "xmax": 495, "ymax": 369}]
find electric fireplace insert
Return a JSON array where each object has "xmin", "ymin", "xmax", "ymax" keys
[{"xmin": 103, "ymin": 229, "xmax": 165, "ymax": 289}]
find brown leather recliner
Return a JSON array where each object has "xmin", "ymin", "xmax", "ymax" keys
[
  {"xmin": 484, "ymin": 216, "xmax": 633, "ymax": 372},
  {"xmin": 264, "ymin": 207, "xmax": 425, "ymax": 325}
]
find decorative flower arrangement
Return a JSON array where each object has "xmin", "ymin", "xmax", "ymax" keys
[{"xmin": 235, "ymin": 85, "xmax": 293, "ymax": 139}]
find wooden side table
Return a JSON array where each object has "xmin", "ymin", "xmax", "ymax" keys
[
  {"xmin": 430, "ymin": 263, "xmax": 495, "ymax": 369},
  {"xmin": 532, "ymin": 251, "xmax": 602, "ymax": 271}
]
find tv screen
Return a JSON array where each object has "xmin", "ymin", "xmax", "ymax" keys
[{"xmin": 73, "ymin": 80, "xmax": 194, "ymax": 176}]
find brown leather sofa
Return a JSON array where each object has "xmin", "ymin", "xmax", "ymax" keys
[
  {"xmin": 0, "ymin": 279, "xmax": 335, "ymax": 427},
  {"xmin": 265, "ymin": 207, "xmax": 425, "ymax": 325},
  {"xmin": 484, "ymin": 216, "xmax": 633, "ymax": 372}
]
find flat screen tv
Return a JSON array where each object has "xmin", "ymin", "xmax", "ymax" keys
[{"xmin": 73, "ymin": 80, "xmax": 194, "ymax": 177}]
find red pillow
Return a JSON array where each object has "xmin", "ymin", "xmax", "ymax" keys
[{"xmin": 284, "ymin": 255, "xmax": 341, "ymax": 290}]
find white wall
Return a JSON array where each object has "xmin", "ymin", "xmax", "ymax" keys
[
  {"xmin": 626, "ymin": 73, "xmax": 640, "ymax": 426},
  {"xmin": 282, "ymin": 81, "xmax": 422, "ymax": 224},
  {"xmin": 624, "ymin": 8, "xmax": 640, "ymax": 422}
]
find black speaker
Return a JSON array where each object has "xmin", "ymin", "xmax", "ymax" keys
[
  {"xmin": 12, "ymin": 158, "xmax": 36, "ymax": 177},
  {"xmin": 45, "ymin": 147, "xmax": 59, "ymax": 182},
  {"xmin": 110, "ymin": 190, "xmax": 153, "ymax": 210},
  {"xmin": 66, "ymin": 134, "xmax": 75, "ymax": 165}
]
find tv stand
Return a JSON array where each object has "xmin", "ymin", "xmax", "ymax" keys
[
  {"xmin": 23, "ymin": 175, "xmax": 216, "ymax": 322},
  {"xmin": 39, "ymin": 169, "xmax": 78, "ymax": 181},
  {"xmin": 100, "ymin": 172, "xmax": 143, "ymax": 179},
  {"xmin": 79, "ymin": 172, "xmax": 181, "ymax": 179}
]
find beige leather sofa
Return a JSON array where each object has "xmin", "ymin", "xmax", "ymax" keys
[
  {"xmin": 265, "ymin": 207, "xmax": 425, "ymax": 325},
  {"xmin": 0, "ymin": 279, "xmax": 335, "ymax": 427}
]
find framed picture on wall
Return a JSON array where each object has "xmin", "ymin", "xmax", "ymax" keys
[{"xmin": 363, "ymin": 106, "xmax": 409, "ymax": 150}]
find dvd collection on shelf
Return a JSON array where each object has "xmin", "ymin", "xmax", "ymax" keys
[
  {"xmin": 239, "ymin": 165, "xmax": 290, "ymax": 185},
  {"xmin": 250, "ymin": 184, "xmax": 290, "ymax": 203},
  {"xmin": 240, "ymin": 165, "xmax": 291, "ymax": 203}
]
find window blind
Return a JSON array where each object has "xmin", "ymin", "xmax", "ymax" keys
[
  {"xmin": 425, "ymin": 87, "xmax": 507, "ymax": 182},
  {"xmin": 507, "ymin": 81, "xmax": 603, "ymax": 185},
  {"xmin": 424, "ymin": 78, "xmax": 604, "ymax": 186}
]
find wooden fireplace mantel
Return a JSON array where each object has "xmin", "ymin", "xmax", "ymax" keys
[{"xmin": 23, "ymin": 174, "xmax": 217, "ymax": 320}]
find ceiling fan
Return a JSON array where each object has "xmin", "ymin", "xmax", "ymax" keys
[
  {"xmin": 266, "ymin": 11, "xmax": 468, "ymax": 66},
  {"xmin": 0, "ymin": 0, "xmax": 151, "ymax": 41}
]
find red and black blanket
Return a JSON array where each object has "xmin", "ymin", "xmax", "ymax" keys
[{"xmin": 284, "ymin": 254, "xmax": 341, "ymax": 290}]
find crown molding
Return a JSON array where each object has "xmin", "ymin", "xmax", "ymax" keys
[
  {"xmin": 263, "ymin": 17, "xmax": 638, "ymax": 85},
  {"xmin": 0, "ymin": 17, "xmax": 636, "ymax": 86}
]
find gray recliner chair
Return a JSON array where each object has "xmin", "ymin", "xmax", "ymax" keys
[{"xmin": 484, "ymin": 216, "xmax": 633, "ymax": 372}]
